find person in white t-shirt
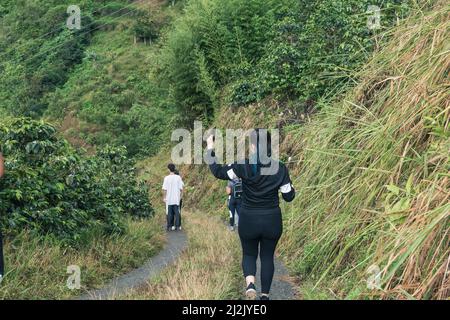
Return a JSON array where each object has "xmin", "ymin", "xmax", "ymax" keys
[{"xmin": 162, "ymin": 164, "xmax": 184, "ymax": 231}]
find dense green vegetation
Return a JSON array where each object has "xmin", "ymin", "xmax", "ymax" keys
[
  {"xmin": 0, "ymin": 0, "xmax": 413, "ymax": 151},
  {"xmin": 0, "ymin": 0, "xmax": 181, "ymax": 156},
  {"xmin": 0, "ymin": 1, "xmax": 177, "ymax": 299},
  {"xmin": 278, "ymin": 2, "xmax": 449, "ymax": 299},
  {"xmin": 44, "ymin": 2, "xmax": 180, "ymax": 156},
  {"xmin": 0, "ymin": 0, "xmax": 97, "ymax": 117},
  {"xmin": 0, "ymin": 117, "xmax": 153, "ymax": 245},
  {"xmin": 157, "ymin": 0, "xmax": 412, "ymax": 123},
  {"xmin": 0, "ymin": 0, "xmax": 447, "ymax": 300}
]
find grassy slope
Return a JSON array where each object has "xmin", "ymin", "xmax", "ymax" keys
[
  {"xmin": 142, "ymin": 1, "xmax": 448, "ymax": 299},
  {"xmin": 1, "ymin": 216, "xmax": 165, "ymax": 299},
  {"xmin": 279, "ymin": 3, "xmax": 449, "ymax": 299}
]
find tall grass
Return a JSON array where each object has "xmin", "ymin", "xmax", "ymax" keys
[
  {"xmin": 166, "ymin": 0, "xmax": 449, "ymax": 299},
  {"xmin": 120, "ymin": 211, "xmax": 242, "ymax": 300},
  {"xmin": 0, "ymin": 217, "xmax": 164, "ymax": 299},
  {"xmin": 278, "ymin": 1, "xmax": 449, "ymax": 299}
]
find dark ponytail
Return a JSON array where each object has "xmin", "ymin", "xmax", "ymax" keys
[{"xmin": 251, "ymin": 129, "xmax": 272, "ymax": 175}]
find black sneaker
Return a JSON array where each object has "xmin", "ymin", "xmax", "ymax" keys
[
  {"xmin": 245, "ymin": 283, "xmax": 257, "ymax": 300},
  {"xmin": 260, "ymin": 295, "xmax": 270, "ymax": 300}
]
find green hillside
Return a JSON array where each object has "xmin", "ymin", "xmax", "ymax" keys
[{"xmin": 0, "ymin": 0, "xmax": 448, "ymax": 299}]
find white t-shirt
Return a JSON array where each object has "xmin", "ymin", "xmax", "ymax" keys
[{"xmin": 162, "ymin": 174, "xmax": 184, "ymax": 206}]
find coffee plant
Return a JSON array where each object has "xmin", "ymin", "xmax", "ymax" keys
[{"xmin": 0, "ymin": 118, "xmax": 154, "ymax": 246}]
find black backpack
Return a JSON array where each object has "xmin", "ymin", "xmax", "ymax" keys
[{"xmin": 232, "ymin": 180, "xmax": 243, "ymax": 199}]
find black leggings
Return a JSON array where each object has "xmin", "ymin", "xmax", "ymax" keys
[{"xmin": 238, "ymin": 207, "xmax": 282, "ymax": 294}]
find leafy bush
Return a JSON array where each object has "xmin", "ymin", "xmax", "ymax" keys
[
  {"xmin": 228, "ymin": 0, "xmax": 413, "ymax": 108},
  {"xmin": 132, "ymin": 10, "xmax": 162, "ymax": 44},
  {"xmin": 0, "ymin": 118, "xmax": 154, "ymax": 245},
  {"xmin": 255, "ymin": 15, "xmax": 304, "ymax": 99},
  {"xmin": 157, "ymin": 0, "xmax": 284, "ymax": 123},
  {"xmin": 156, "ymin": 0, "xmax": 412, "ymax": 120},
  {"xmin": 228, "ymin": 79, "xmax": 261, "ymax": 108}
]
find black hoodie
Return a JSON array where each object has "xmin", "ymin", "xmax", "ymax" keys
[{"xmin": 207, "ymin": 149, "xmax": 295, "ymax": 210}]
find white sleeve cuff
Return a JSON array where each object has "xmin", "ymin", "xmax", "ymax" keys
[
  {"xmin": 280, "ymin": 183, "xmax": 292, "ymax": 193},
  {"xmin": 227, "ymin": 168, "xmax": 238, "ymax": 180}
]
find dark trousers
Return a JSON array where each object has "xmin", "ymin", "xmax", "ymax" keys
[
  {"xmin": 167, "ymin": 205, "xmax": 181, "ymax": 229},
  {"xmin": 0, "ymin": 231, "xmax": 4, "ymax": 276},
  {"xmin": 238, "ymin": 207, "xmax": 282, "ymax": 294},
  {"xmin": 228, "ymin": 198, "xmax": 241, "ymax": 227}
]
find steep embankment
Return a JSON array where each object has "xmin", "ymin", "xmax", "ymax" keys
[{"xmin": 147, "ymin": 2, "xmax": 449, "ymax": 299}]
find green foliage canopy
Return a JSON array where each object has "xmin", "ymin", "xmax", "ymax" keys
[{"xmin": 0, "ymin": 118, "xmax": 154, "ymax": 245}]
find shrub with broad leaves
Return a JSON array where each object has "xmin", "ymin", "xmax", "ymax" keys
[{"xmin": 0, "ymin": 118, "xmax": 154, "ymax": 246}]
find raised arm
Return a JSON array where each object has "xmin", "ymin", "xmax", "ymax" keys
[
  {"xmin": 208, "ymin": 153, "xmax": 239, "ymax": 181},
  {"xmin": 206, "ymin": 135, "xmax": 240, "ymax": 181}
]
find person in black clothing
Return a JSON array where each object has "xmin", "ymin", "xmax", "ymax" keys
[
  {"xmin": 226, "ymin": 178, "xmax": 242, "ymax": 231},
  {"xmin": 0, "ymin": 152, "xmax": 5, "ymax": 282},
  {"xmin": 174, "ymin": 169, "xmax": 183, "ymax": 227},
  {"xmin": 206, "ymin": 129, "xmax": 295, "ymax": 300}
]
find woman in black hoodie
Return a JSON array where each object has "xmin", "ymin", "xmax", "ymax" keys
[{"xmin": 206, "ymin": 129, "xmax": 295, "ymax": 300}]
